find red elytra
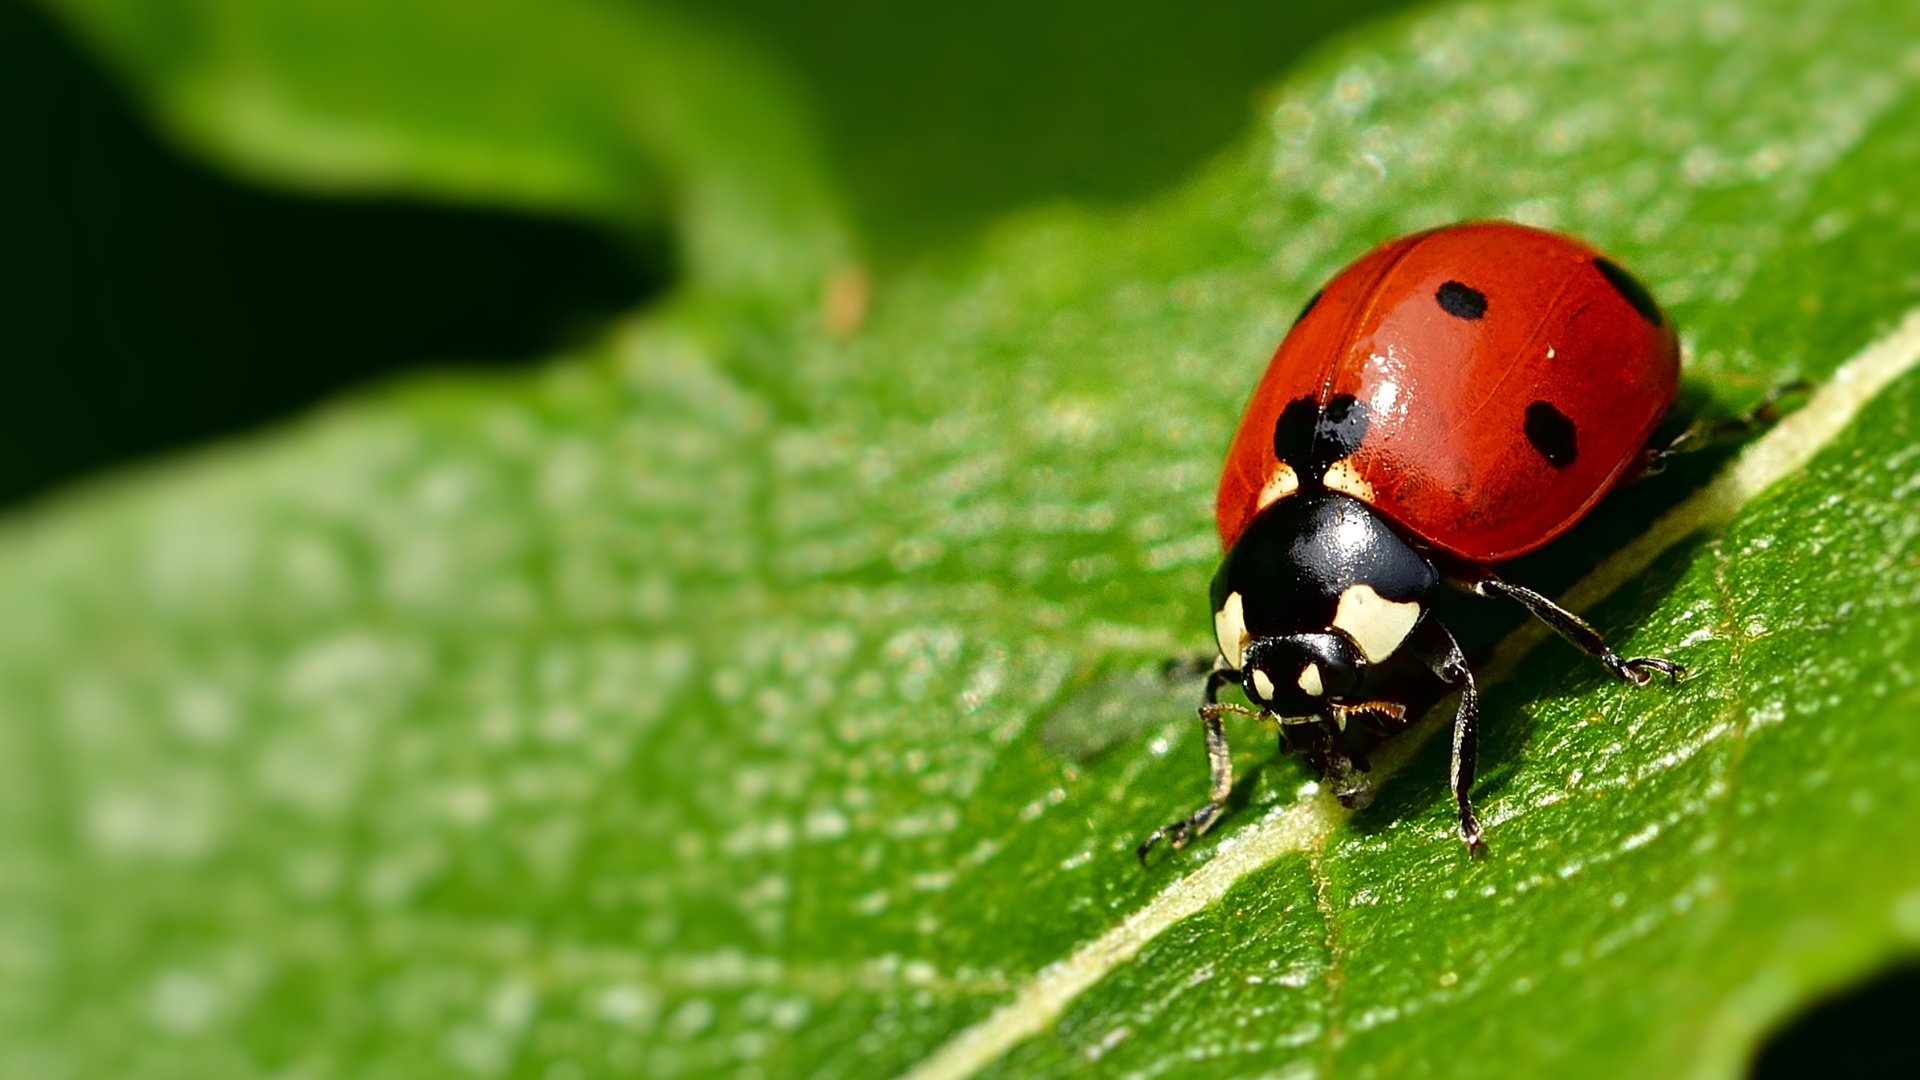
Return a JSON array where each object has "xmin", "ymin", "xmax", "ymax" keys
[{"xmin": 1215, "ymin": 221, "xmax": 1680, "ymax": 563}]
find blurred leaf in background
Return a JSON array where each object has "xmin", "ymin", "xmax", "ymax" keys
[
  {"xmin": 0, "ymin": 0, "xmax": 666, "ymax": 508},
  {"xmin": 676, "ymin": 0, "xmax": 1424, "ymax": 259},
  {"xmin": 1, "ymin": 0, "xmax": 1409, "ymax": 505},
  {"xmin": 4, "ymin": 1, "xmax": 1920, "ymax": 1080}
]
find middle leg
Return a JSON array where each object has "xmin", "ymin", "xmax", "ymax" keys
[{"xmin": 1475, "ymin": 575, "xmax": 1683, "ymax": 686}]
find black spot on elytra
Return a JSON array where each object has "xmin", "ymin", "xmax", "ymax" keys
[
  {"xmin": 1292, "ymin": 289, "xmax": 1323, "ymax": 326},
  {"xmin": 1315, "ymin": 394, "xmax": 1370, "ymax": 463},
  {"xmin": 1271, "ymin": 394, "xmax": 1371, "ymax": 484},
  {"xmin": 1272, "ymin": 396, "xmax": 1319, "ymax": 465},
  {"xmin": 1593, "ymin": 257, "xmax": 1663, "ymax": 327},
  {"xmin": 1435, "ymin": 280, "xmax": 1487, "ymax": 320},
  {"xmin": 1524, "ymin": 401, "xmax": 1578, "ymax": 468}
]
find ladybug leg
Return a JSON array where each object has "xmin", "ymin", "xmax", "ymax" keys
[
  {"xmin": 1475, "ymin": 576, "xmax": 1684, "ymax": 686},
  {"xmin": 1407, "ymin": 620, "xmax": 1483, "ymax": 850},
  {"xmin": 1641, "ymin": 380, "xmax": 1810, "ymax": 475},
  {"xmin": 1202, "ymin": 663, "xmax": 1244, "ymax": 703},
  {"xmin": 1137, "ymin": 667, "xmax": 1263, "ymax": 865}
]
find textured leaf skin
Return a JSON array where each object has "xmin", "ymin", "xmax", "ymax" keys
[{"xmin": 5, "ymin": 2, "xmax": 1920, "ymax": 1079}]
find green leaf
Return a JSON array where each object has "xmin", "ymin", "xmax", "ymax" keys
[
  {"xmin": 6, "ymin": 1, "xmax": 1920, "ymax": 1079},
  {"xmin": 664, "ymin": 0, "xmax": 1425, "ymax": 258},
  {"xmin": 37, "ymin": 0, "xmax": 852, "ymax": 292}
]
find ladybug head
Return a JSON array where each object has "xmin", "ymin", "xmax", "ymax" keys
[
  {"xmin": 1240, "ymin": 631, "xmax": 1366, "ymax": 714},
  {"xmin": 1211, "ymin": 490, "xmax": 1440, "ymax": 715}
]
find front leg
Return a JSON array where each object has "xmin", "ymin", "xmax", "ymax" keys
[
  {"xmin": 1137, "ymin": 667, "xmax": 1263, "ymax": 864},
  {"xmin": 1474, "ymin": 575, "xmax": 1683, "ymax": 686},
  {"xmin": 1405, "ymin": 620, "xmax": 1483, "ymax": 849}
]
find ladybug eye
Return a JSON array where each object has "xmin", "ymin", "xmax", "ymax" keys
[
  {"xmin": 1248, "ymin": 668, "xmax": 1280, "ymax": 702},
  {"xmin": 1303, "ymin": 634, "xmax": 1365, "ymax": 697}
]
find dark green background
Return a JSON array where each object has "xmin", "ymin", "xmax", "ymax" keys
[{"xmin": 1, "ymin": 0, "xmax": 1410, "ymax": 507}]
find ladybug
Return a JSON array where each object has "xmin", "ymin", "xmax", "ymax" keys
[{"xmin": 1140, "ymin": 221, "xmax": 1696, "ymax": 860}]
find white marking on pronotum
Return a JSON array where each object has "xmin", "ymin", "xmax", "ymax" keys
[
  {"xmin": 1213, "ymin": 592, "xmax": 1248, "ymax": 670},
  {"xmin": 1323, "ymin": 457, "xmax": 1376, "ymax": 502},
  {"xmin": 1250, "ymin": 669, "xmax": 1277, "ymax": 701},
  {"xmin": 1297, "ymin": 663, "xmax": 1324, "ymax": 696},
  {"xmin": 1332, "ymin": 583, "xmax": 1422, "ymax": 663},
  {"xmin": 1257, "ymin": 462, "xmax": 1301, "ymax": 510},
  {"xmin": 894, "ymin": 308, "xmax": 1920, "ymax": 1080}
]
